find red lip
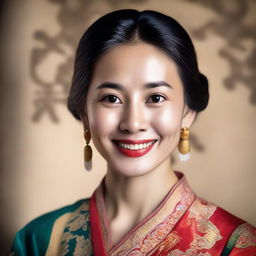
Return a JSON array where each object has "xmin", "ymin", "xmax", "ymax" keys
[{"xmin": 113, "ymin": 139, "xmax": 157, "ymax": 157}]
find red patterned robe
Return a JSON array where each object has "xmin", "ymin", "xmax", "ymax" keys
[
  {"xmin": 10, "ymin": 172, "xmax": 256, "ymax": 255},
  {"xmin": 90, "ymin": 172, "xmax": 256, "ymax": 255}
]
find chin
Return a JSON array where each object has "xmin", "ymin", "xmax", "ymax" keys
[{"xmin": 108, "ymin": 162, "xmax": 156, "ymax": 178}]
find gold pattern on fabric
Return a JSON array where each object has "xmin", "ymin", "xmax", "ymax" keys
[
  {"xmin": 234, "ymin": 223, "xmax": 256, "ymax": 249},
  {"xmin": 188, "ymin": 198, "xmax": 217, "ymax": 224},
  {"xmin": 45, "ymin": 212, "xmax": 73, "ymax": 256},
  {"xmin": 73, "ymin": 236, "xmax": 92, "ymax": 254},
  {"xmin": 60, "ymin": 200, "xmax": 93, "ymax": 256},
  {"xmin": 155, "ymin": 231, "xmax": 181, "ymax": 254},
  {"xmin": 168, "ymin": 249, "xmax": 212, "ymax": 256},
  {"xmin": 99, "ymin": 174, "xmax": 195, "ymax": 255},
  {"xmin": 188, "ymin": 199, "xmax": 222, "ymax": 250}
]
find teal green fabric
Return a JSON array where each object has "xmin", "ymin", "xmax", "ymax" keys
[
  {"xmin": 60, "ymin": 200, "xmax": 93, "ymax": 255},
  {"xmin": 10, "ymin": 199, "xmax": 86, "ymax": 256},
  {"xmin": 220, "ymin": 224, "xmax": 245, "ymax": 256}
]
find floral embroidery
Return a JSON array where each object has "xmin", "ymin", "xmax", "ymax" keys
[
  {"xmin": 154, "ymin": 232, "xmax": 181, "ymax": 255},
  {"xmin": 234, "ymin": 223, "xmax": 256, "ymax": 249},
  {"xmin": 188, "ymin": 199, "xmax": 217, "ymax": 226},
  {"xmin": 190, "ymin": 221, "xmax": 222, "ymax": 250},
  {"xmin": 168, "ymin": 249, "xmax": 211, "ymax": 256},
  {"xmin": 126, "ymin": 191, "xmax": 192, "ymax": 255},
  {"xmin": 60, "ymin": 199, "xmax": 93, "ymax": 256},
  {"xmin": 73, "ymin": 236, "xmax": 92, "ymax": 255},
  {"xmin": 189, "ymin": 199, "xmax": 222, "ymax": 250}
]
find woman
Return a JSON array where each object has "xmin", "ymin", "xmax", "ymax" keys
[{"xmin": 10, "ymin": 9, "xmax": 256, "ymax": 256}]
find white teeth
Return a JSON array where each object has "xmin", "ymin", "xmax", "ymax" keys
[{"xmin": 117, "ymin": 141, "xmax": 155, "ymax": 150}]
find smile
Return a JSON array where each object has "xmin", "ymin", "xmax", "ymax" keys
[{"xmin": 113, "ymin": 139, "xmax": 157, "ymax": 157}]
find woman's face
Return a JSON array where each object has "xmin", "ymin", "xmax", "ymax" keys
[{"xmin": 84, "ymin": 43, "xmax": 195, "ymax": 177}]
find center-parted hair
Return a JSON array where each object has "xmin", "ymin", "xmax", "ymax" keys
[{"xmin": 67, "ymin": 9, "xmax": 209, "ymax": 120}]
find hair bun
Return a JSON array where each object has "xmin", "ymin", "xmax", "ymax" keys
[
  {"xmin": 199, "ymin": 73, "xmax": 208, "ymax": 87},
  {"xmin": 194, "ymin": 73, "xmax": 209, "ymax": 111}
]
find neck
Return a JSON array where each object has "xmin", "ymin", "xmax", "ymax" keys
[{"xmin": 104, "ymin": 161, "xmax": 178, "ymax": 224}]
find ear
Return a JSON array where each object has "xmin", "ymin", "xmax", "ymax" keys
[{"xmin": 181, "ymin": 105, "xmax": 197, "ymax": 128}]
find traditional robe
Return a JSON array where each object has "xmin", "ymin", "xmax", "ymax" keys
[{"xmin": 10, "ymin": 172, "xmax": 256, "ymax": 255}]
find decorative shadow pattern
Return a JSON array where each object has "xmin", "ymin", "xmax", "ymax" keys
[
  {"xmin": 31, "ymin": 0, "xmax": 150, "ymax": 123},
  {"xmin": 31, "ymin": 0, "xmax": 256, "ymax": 123},
  {"xmin": 31, "ymin": 0, "xmax": 101, "ymax": 122},
  {"xmin": 186, "ymin": 0, "xmax": 256, "ymax": 104}
]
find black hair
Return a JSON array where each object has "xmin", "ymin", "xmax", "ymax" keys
[{"xmin": 67, "ymin": 9, "xmax": 209, "ymax": 120}]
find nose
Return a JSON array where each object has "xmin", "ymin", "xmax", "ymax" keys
[{"xmin": 119, "ymin": 101, "xmax": 148, "ymax": 133}]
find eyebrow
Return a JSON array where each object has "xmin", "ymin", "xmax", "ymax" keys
[{"xmin": 96, "ymin": 81, "xmax": 173, "ymax": 90}]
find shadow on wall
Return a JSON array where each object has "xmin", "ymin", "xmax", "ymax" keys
[
  {"xmin": 30, "ymin": 0, "xmax": 256, "ymax": 124},
  {"xmin": 186, "ymin": 0, "xmax": 256, "ymax": 104}
]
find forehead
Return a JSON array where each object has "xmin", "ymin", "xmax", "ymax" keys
[{"xmin": 90, "ymin": 42, "xmax": 183, "ymax": 90}]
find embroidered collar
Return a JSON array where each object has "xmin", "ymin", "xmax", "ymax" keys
[{"xmin": 94, "ymin": 171, "xmax": 196, "ymax": 255}]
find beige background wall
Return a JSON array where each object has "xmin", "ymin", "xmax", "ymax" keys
[{"xmin": 1, "ymin": 0, "xmax": 255, "ymax": 253}]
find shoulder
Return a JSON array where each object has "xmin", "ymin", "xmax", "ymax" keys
[
  {"xmin": 19, "ymin": 198, "xmax": 90, "ymax": 237},
  {"xmin": 191, "ymin": 196, "xmax": 249, "ymax": 226},
  {"xmin": 189, "ymin": 197, "xmax": 256, "ymax": 254},
  {"xmin": 10, "ymin": 198, "xmax": 90, "ymax": 256}
]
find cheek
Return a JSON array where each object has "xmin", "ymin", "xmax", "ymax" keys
[
  {"xmin": 88, "ymin": 107, "xmax": 119, "ymax": 138},
  {"xmin": 153, "ymin": 104, "xmax": 183, "ymax": 137}
]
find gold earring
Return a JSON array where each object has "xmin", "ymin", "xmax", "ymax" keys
[
  {"xmin": 178, "ymin": 127, "xmax": 190, "ymax": 161},
  {"xmin": 84, "ymin": 129, "xmax": 92, "ymax": 171}
]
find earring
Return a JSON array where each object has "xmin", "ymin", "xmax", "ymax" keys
[
  {"xmin": 178, "ymin": 127, "xmax": 190, "ymax": 161},
  {"xmin": 84, "ymin": 129, "xmax": 92, "ymax": 171}
]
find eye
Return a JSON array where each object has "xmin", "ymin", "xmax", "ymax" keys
[
  {"xmin": 102, "ymin": 95, "xmax": 122, "ymax": 104},
  {"xmin": 146, "ymin": 94, "xmax": 166, "ymax": 103}
]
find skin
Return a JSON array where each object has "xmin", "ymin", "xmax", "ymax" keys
[{"xmin": 82, "ymin": 42, "xmax": 196, "ymax": 245}]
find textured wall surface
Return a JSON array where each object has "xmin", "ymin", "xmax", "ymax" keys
[{"xmin": 1, "ymin": 0, "xmax": 255, "ymax": 253}]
